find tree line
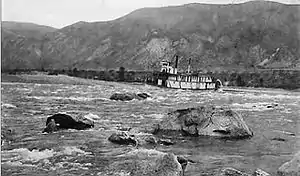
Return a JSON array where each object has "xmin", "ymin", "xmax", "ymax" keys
[{"xmin": 2, "ymin": 67, "xmax": 299, "ymax": 90}]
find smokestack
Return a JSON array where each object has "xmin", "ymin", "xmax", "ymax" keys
[
  {"xmin": 174, "ymin": 55, "xmax": 179, "ymax": 69},
  {"xmin": 187, "ymin": 58, "xmax": 191, "ymax": 73}
]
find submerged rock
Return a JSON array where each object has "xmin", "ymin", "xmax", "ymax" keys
[
  {"xmin": 151, "ymin": 106, "xmax": 253, "ymax": 139},
  {"xmin": 266, "ymin": 103, "xmax": 278, "ymax": 109},
  {"xmin": 110, "ymin": 92, "xmax": 151, "ymax": 101},
  {"xmin": 110, "ymin": 92, "xmax": 135, "ymax": 101},
  {"xmin": 218, "ymin": 167, "xmax": 271, "ymax": 176},
  {"xmin": 278, "ymin": 151, "xmax": 300, "ymax": 176},
  {"xmin": 219, "ymin": 167, "xmax": 250, "ymax": 176},
  {"xmin": 108, "ymin": 131, "xmax": 137, "ymax": 145},
  {"xmin": 137, "ymin": 92, "xmax": 151, "ymax": 99},
  {"xmin": 251, "ymin": 103, "xmax": 280, "ymax": 110},
  {"xmin": 42, "ymin": 113, "xmax": 94, "ymax": 133},
  {"xmin": 108, "ymin": 131, "xmax": 175, "ymax": 146},
  {"xmin": 143, "ymin": 135, "xmax": 158, "ymax": 145},
  {"xmin": 102, "ymin": 149, "xmax": 187, "ymax": 176},
  {"xmin": 158, "ymin": 138, "xmax": 175, "ymax": 145},
  {"xmin": 271, "ymin": 137, "xmax": 287, "ymax": 142},
  {"xmin": 253, "ymin": 168, "xmax": 270, "ymax": 176}
]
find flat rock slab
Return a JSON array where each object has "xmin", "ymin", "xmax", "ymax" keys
[{"xmin": 108, "ymin": 131, "xmax": 175, "ymax": 146}]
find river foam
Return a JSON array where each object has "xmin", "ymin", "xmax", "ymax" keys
[{"xmin": 1, "ymin": 146, "xmax": 93, "ymax": 167}]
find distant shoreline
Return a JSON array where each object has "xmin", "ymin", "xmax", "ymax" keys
[
  {"xmin": 1, "ymin": 72, "xmax": 102, "ymax": 85},
  {"xmin": 1, "ymin": 72, "xmax": 300, "ymax": 92}
]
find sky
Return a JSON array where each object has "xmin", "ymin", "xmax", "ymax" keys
[{"xmin": 2, "ymin": 0, "xmax": 300, "ymax": 28}]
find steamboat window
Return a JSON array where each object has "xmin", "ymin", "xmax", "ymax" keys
[
  {"xmin": 192, "ymin": 76, "xmax": 197, "ymax": 82},
  {"xmin": 207, "ymin": 77, "xmax": 212, "ymax": 82}
]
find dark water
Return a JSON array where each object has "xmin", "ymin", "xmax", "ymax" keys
[{"xmin": 1, "ymin": 81, "xmax": 299, "ymax": 176}]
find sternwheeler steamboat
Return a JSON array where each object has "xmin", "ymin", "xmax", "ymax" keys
[{"xmin": 156, "ymin": 55, "xmax": 222, "ymax": 90}]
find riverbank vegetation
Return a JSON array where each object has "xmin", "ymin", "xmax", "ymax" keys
[{"xmin": 2, "ymin": 68, "xmax": 299, "ymax": 90}]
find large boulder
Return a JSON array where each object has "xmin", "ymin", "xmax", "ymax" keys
[
  {"xmin": 151, "ymin": 106, "xmax": 253, "ymax": 139},
  {"xmin": 42, "ymin": 113, "xmax": 94, "ymax": 133},
  {"xmin": 278, "ymin": 151, "xmax": 300, "ymax": 176},
  {"xmin": 99, "ymin": 149, "xmax": 187, "ymax": 176},
  {"xmin": 110, "ymin": 92, "xmax": 151, "ymax": 101}
]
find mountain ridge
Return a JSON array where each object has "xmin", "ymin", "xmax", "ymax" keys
[
  {"xmin": 2, "ymin": 21, "xmax": 57, "ymax": 39},
  {"xmin": 2, "ymin": 1, "xmax": 300, "ymax": 71}
]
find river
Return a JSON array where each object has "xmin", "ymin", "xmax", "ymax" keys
[{"xmin": 1, "ymin": 81, "xmax": 299, "ymax": 176}]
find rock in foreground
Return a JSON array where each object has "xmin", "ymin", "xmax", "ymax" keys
[
  {"xmin": 278, "ymin": 151, "xmax": 300, "ymax": 176},
  {"xmin": 152, "ymin": 106, "xmax": 253, "ymax": 139},
  {"xmin": 110, "ymin": 92, "xmax": 151, "ymax": 101},
  {"xmin": 42, "ymin": 113, "xmax": 94, "ymax": 133},
  {"xmin": 100, "ymin": 149, "xmax": 187, "ymax": 176}
]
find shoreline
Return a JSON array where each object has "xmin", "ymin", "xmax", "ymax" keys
[
  {"xmin": 1, "ymin": 73, "xmax": 300, "ymax": 92},
  {"xmin": 1, "ymin": 73, "xmax": 103, "ymax": 85}
]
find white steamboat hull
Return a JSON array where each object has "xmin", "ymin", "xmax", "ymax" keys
[{"xmin": 158, "ymin": 79, "xmax": 216, "ymax": 90}]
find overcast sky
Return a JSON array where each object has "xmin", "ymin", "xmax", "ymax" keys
[{"xmin": 2, "ymin": 0, "xmax": 300, "ymax": 28}]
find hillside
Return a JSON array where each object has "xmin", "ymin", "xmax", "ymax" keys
[
  {"xmin": 1, "ymin": 1, "xmax": 300, "ymax": 72},
  {"xmin": 2, "ymin": 21, "xmax": 57, "ymax": 39},
  {"xmin": 1, "ymin": 22, "xmax": 57, "ymax": 70}
]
